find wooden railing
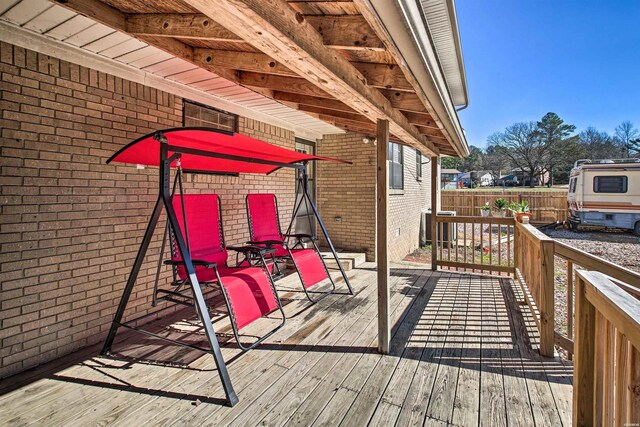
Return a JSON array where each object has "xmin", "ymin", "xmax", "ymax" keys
[
  {"xmin": 573, "ymin": 270, "xmax": 640, "ymax": 426},
  {"xmin": 434, "ymin": 215, "xmax": 515, "ymax": 275},
  {"xmin": 434, "ymin": 216, "xmax": 640, "ymax": 360},
  {"xmin": 513, "ymin": 222, "xmax": 556, "ymax": 356},
  {"xmin": 513, "ymin": 221, "xmax": 640, "ymax": 358}
]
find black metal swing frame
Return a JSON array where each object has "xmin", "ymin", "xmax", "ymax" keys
[
  {"xmin": 246, "ymin": 170, "xmax": 341, "ymax": 302},
  {"xmin": 101, "ymin": 129, "xmax": 353, "ymax": 407}
]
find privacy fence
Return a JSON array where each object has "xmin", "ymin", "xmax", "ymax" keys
[{"xmin": 441, "ymin": 190, "xmax": 568, "ymax": 224}]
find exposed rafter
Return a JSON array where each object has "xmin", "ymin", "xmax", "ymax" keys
[
  {"xmin": 183, "ymin": 0, "xmax": 438, "ymax": 155},
  {"xmin": 53, "ymin": 0, "xmax": 240, "ymax": 83},
  {"xmin": 53, "ymin": 0, "xmax": 457, "ymax": 156},
  {"xmin": 126, "ymin": 14, "xmax": 241, "ymax": 41},
  {"xmin": 272, "ymin": 92, "xmax": 357, "ymax": 113}
]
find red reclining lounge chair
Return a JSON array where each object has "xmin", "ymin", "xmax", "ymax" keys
[
  {"xmin": 166, "ymin": 194, "xmax": 285, "ymax": 350},
  {"xmin": 246, "ymin": 193, "xmax": 335, "ymax": 302}
]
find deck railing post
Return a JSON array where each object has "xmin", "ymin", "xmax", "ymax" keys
[
  {"xmin": 539, "ymin": 239, "xmax": 555, "ymax": 357},
  {"xmin": 573, "ymin": 274, "xmax": 597, "ymax": 426},
  {"xmin": 430, "ymin": 156, "xmax": 438, "ymax": 271}
]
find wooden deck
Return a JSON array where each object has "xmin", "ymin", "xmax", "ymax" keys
[{"xmin": 0, "ymin": 263, "xmax": 572, "ymax": 426}]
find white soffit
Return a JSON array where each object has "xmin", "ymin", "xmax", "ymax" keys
[
  {"xmin": 419, "ymin": 0, "xmax": 467, "ymax": 108},
  {"xmin": 0, "ymin": 0, "xmax": 343, "ymax": 140}
]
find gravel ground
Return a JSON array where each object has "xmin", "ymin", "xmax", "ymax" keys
[
  {"xmin": 543, "ymin": 227, "xmax": 640, "ymax": 357},
  {"xmin": 543, "ymin": 227, "xmax": 640, "ymax": 273}
]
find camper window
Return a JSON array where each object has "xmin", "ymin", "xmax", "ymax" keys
[
  {"xmin": 569, "ymin": 178, "xmax": 577, "ymax": 193},
  {"xmin": 593, "ymin": 176, "xmax": 628, "ymax": 193}
]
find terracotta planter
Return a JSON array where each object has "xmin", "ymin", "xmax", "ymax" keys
[{"xmin": 515, "ymin": 213, "xmax": 531, "ymax": 223}]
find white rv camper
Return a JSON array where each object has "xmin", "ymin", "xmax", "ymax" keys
[{"xmin": 568, "ymin": 159, "xmax": 640, "ymax": 235}]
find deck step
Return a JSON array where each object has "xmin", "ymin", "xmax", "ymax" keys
[{"xmin": 320, "ymin": 252, "xmax": 366, "ymax": 271}]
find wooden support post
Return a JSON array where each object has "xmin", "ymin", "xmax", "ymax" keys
[
  {"xmin": 539, "ymin": 239, "xmax": 556, "ymax": 357},
  {"xmin": 430, "ymin": 156, "xmax": 438, "ymax": 271},
  {"xmin": 573, "ymin": 274, "xmax": 596, "ymax": 426},
  {"xmin": 377, "ymin": 119, "xmax": 390, "ymax": 354}
]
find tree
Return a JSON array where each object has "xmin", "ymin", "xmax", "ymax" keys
[
  {"xmin": 483, "ymin": 145, "xmax": 511, "ymax": 186},
  {"xmin": 533, "ymin": 112, "xmax": 577, "ymax": 186},
  {"xmin": 441, "ymin": 156, "xmax": 463, "ymax": 170},
  {"xmin": 487, "ymin": 122, "xmax": 544, "ymax": 187},
  {"xmin": 615, "ymin": 120, "xmax": 640, "ymax": 157},
  {"xmin": 631, "ymin": 138, "xmax": 640, "ymax": 157},
  {"xmin": 461, "ymin": 145, "xmax": 484, "ymax": 172},
  {"xmin": 578, "ymin": 127, "xmax": 626, "ymax": 159}
]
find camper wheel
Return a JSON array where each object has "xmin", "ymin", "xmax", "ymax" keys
[
  {"xmin": 569, "ymin": 221, "xmax": 579, "ymax": 232},
  {"xmin": 635, "ymin": 221, "xmax": 640, "ymax": 237}
]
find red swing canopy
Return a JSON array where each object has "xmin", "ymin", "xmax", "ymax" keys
[{"xmin": 107, "ymin": 127, "xmax": 350, "ymax": 174}]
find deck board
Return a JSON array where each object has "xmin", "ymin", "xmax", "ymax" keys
[{"xmin": 0, "ymin": 263, "xmax": 573, "ymax": 426}]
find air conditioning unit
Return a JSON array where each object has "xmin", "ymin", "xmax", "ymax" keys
[{"xmin": 422, "ymin": 210, "xmax": 457, "ymax": 245}]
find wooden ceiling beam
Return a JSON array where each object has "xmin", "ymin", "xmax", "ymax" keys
[
  {"xmin": 190, "ymin": 50, "xmax": 415, "ymax": 91},
  {"xmin": 402, "ymin": 111, "xmax": 439, "ymax": 129},
  {"xmin": 351, "ymin": 62, "xmax": 413, "ymax": 91},
  {"xmin": 297, "ymin": 105, "xmax": 372, "ymax": 124},
  {"xmin": 272, "ymin": 92, "xmax": 357, "ymax": 113},
  {"xmin": 124, "ymin": 13, "xmax": 383, "ymax": 51},
  {"xmin": 304, "ymin": 15, "xmax": 385, "ymax": 51},
  {"xmin": 380, "ymin": 90, "xmax": 426, "ymax": 113},
  {"xmin": 184, "ymin": 0, "xmax": 437, "ymax": 155},
  {"xmin": 53, "ymin": 0, "xmax": 240, "ymax": 83},
  {"xmin": 193, "ymin": 49, "xmax": 297, "ymax": 77},
  {"xmin": 416, "ymin": 126, "xmax": 448, "ymax": 140},
  {"xmin": 238, "ymin": 72, "xmax": 332, "ymax": 98},
  {"xmin": 125, "ymin": 14, "xmax": 241, "ymax": 41}
]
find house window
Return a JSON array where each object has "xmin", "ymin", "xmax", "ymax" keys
[
  {"xmin": 388, "ymin": 142, "xmax": 404, "ymax": 190},
  {"xmin": 416, "ymin": 150, "xmax": 423, "ymax": 179},
  {"xmin": 183, "ymin": 99, "xmax": 237, "ymax": 132},
  {"xmin": 593, "ymin": 176, "xmax": 627, "ymax": 193}
]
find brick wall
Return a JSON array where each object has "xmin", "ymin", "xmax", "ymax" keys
[
  {"xmin": 0, "ymin": 42, "xmax": 296, "ymax": 378},
  {"xmin": 387, "ymin": 145, "xmax": 432, "ymax": 261},
  {"xmin": 317, "ymin": 134, "xmax": 432, "ymax": 261},
  {"xmin": 316, "ymin": 133, "xmax": 376, "ymax": 260}
]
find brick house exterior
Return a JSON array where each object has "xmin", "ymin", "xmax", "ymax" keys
[
  {"xmin": 0, "ymin": 42, "xmax": 297, "ymax": 378},
  {"xmin": 317, "ymin": 133, "xmax": 432, "ymax": 262},
  {"xmin": 1, "ymin": 42, "xmax": 435, "ymax": 378}
]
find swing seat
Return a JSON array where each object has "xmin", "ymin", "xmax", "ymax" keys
[
  {"xmin": 246, "ymin": 193, "xmax": 335, "ymax": 302},
  {"xmin": 169, "ymin": 194, "xmax": 285, "ymax": 349}
]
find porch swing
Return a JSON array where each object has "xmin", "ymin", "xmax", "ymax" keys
[{"xmin": 101, "ymin": 127, "xmax": 351, "ymax": 407}]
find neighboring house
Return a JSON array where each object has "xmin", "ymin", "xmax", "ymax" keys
[
  {"xmin": 458, "ymin": 171, "xmax": 494, "ymax": 187},
  {"xmin": 441, "ymin": 168, "xmax": 462, "ymax": 189},
  {"xmin": 510, "ymin": 171, "xmax": 550, "ymax": 186}
]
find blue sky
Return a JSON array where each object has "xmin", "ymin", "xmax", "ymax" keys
[{"xmin": 456, "ymin": 1, "xmax": 640, "ymax": 148}]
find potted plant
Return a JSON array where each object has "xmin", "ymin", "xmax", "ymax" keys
[
  {"xmin": 493, "ymin": 198, "xmax": 508, "ymax": 217},
  {"xmin": 509, "ymin": 200, "xmax": 531, "ymax": 223},
  {"xmin": 480, "ymin": 202, "xmax": 491, "ymax": 217}
]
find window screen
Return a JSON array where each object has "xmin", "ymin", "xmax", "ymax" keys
[
  {"xmin": 593, "ymin": 176, "xmax": 627, "ymax": 193},
  {"xmin": 183, "ymin": 100, "xmax": 237, "ymax": 132},
  {"xmin": 416, "ymin": 150, "xmax": 422, "ymax": 179},
  {"xmin": 388, "ymin": 143, "xmax": 404, "ymax": 190}
]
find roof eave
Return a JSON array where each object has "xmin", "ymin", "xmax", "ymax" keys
[{"xmin": 366, "ymin": 0, "xmax": 469, "ymax": 157}]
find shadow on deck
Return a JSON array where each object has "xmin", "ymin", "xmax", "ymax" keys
[{"xmin": 0, "ymin": 263, "xmax": 572, "ymax": 426}]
